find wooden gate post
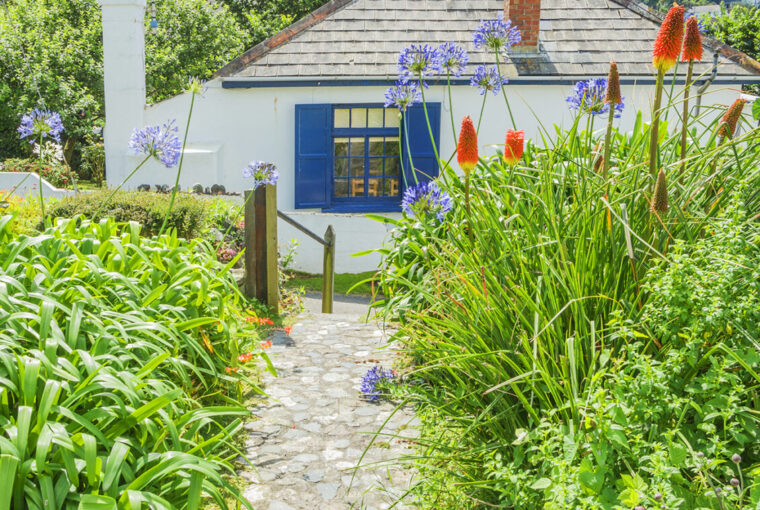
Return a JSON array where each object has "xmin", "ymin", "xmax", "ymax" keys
[
  {"xmin": 321, "ymin": 225, "xmax": 335, "ymax": 314},
  {"xmin": 244, "ymin": 185, "xmax": 279, "ymax": 313}
]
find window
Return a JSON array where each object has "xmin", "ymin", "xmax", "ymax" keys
[
  {"xmin": 294, "ymin": 102, "xmax": 441, "ymax": 212},
  {"xmin": 332, "ymin": 106, "xmax": 401, "ymax": 205}
]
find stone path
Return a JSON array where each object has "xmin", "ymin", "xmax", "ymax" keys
[{"xmin": 239, "ymin": 296, "xmax": 418, "ymax": 509}]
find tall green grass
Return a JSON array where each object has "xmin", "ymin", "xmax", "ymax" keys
[{"xmin": 0, "ymin": 216, "xmax": 265, "ymax": 509}]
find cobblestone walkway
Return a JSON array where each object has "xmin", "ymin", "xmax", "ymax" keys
[{"xmin": 240, "ymin": 299, "xmax": 418, "ymax": 509}]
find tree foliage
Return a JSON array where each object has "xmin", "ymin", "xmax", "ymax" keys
[
  {"xmin": 703, "ymin": 5, "xmax": 760, "ymax": 63},
  {"xmin": 219, "ymin": 0, "xmax": 326, "ymax": 45}
]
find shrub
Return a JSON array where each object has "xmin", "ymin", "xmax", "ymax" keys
[
  {"xmin": 79, "ymin": 140, "xmax": 105, "ymax": 185},
  {"xmin": 46, "ymin": 190, "xmax": 206, "ymax": 238},
  {"xmin": 1, "ymin": 157, "xmax": 76, "ymax": 188},
  {"xmin": 0, "ymin": 215, "xmax": 267, "ymax": 508}
]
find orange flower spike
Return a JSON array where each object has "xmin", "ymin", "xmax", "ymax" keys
[
  {"xmin": 604, "ymin": 62, "xmax": 622, "ymax": 105},
  {"xmin": 682, "ymin": 16, "xmax": 703, "ymax": 62},
  {"xmin": 652, "ymin": 4, "xmax": 685, "ymax": 73},
  {"xmin": 261, "ymin": 340, "xmax": 272, "ymax": 349},
  {"xmin": 504, "ymin": 130, "xmax": 525, "ymax": 166},
  {"xmin": 718, "ymin": 98, "xmax": 746, "ymax": 140},
  {"xmin": 457, "ymin": 116, "xmax": 478, "ymax": 175}
]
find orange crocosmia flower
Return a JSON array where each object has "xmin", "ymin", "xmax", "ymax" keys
[
  {"xmin": 504, "ymin": 130, "xmax": 525, "ymax": 165},
  {"xmin": 225, "ymin": 366, "xmax": 239, "ymax": 375},
  {"xmin": 652, "ymin": 4, "xmax": 685, "ymax": 73},
  {"xmin": 457, "ymin": 116, "xmax": 478, "ymax": 175},
  {"xmin": 238, "ymin": 353, "xmax": 254, "ymax": 363},
  {"xmin": 284, "ymin": 326, "xmax": 292, "ymax": 335},
  {"xmin": 261, "ymin": 340, "xmax": 272, "ymax": 349},
  {"xmin": 682, "ymin": 16, "xmax": 703, "ymax": 62}
]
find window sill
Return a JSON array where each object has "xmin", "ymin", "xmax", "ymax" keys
[{"xmin": 322, "ymin": 203, "xmax": 402, "ymax": 214}]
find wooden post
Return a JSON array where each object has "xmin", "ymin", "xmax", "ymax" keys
[
  {"xmin": 243, "ymin": 185, "xmax": 279, "ymax": 313},
  {"xmin": 321, "ymin": 225, "xmax": 335, "ymax": 314}
]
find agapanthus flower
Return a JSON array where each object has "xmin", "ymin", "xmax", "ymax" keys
[
  {"xmin": 438, "ymin": 42, "xmax": 469, "ymax": 77},
  {"xmin": 504, "ymin": 129, "xmax": 525, "ymax": 165},
  {"xmin": 566, "ymin": 78, "xmax": 625, "ymax": 117},
  {"xmin": 651, "ymin": 168, "xmax": 669, "ymax": 213},
  {"xmin": 243, "ymin": 161, "xmax": 279, "ymax": 188},
  {"xmin": 457, "ymin": 116, "xmax": 478, "ymax": 174},
  {"xmin": 685, "ymin": 12, "xmax": 707, "ymax": 34},
  {"xmin": 604, "ymin": 62, "xmax": 623, "ymax": 105},
  {"xmin": 360, "ymin": 365, "xmax": 396, "ymax": 402},
  {"xmin": 653, "ymin": 4, "xmax": 685, "ymax": 73},
  {"xmin": 186, "ymin": 77, "xmax": 208, "ymax": 96},
  {"xmin": 397, "ymin": 44, "xmax": 442, "ymax": 80},
  {"xmin": 18, "ymin": 109, "xmax": 64, "ymax": 143},
  {"xmin": 473, "ymin": 13, "xmax": 521, "ymax": 52},
  {"xmin": 128, "ymin": 121, "xmax": 182, "ymax": 168},
  {"xmin": 717, "ymin": 98, "xmax": 746, "ymax": 140},
  {"xmin": 470, "ymin": 65, "xmax": 508, "ymax": 96},
  {"xmin": 682, "ymin": 16, "xmax": 703, "ymax": 62},
  {"xmin": 401, "ymin": 181, "xmax": 453, "ymax": 221},
  {"xmin": 384, "ymin": 80, "xmax": 422, "ymax": 112}
]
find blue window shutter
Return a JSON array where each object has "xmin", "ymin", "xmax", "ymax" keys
[
  {"xmin": 402, "ymin": 103, "xmax": 441, "ymax": 187},
  {"xmin": 295, "ymin": 104, "xmax": 331, "ymax": 208}
]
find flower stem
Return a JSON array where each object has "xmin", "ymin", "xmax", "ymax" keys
[
  {"xmin": 418, "ymin": 75, "xmax": 441, "ymax": 174},
  {"xmin": 494, "ymin": 51, "xmax": 517, "ymax": 130},
  {"xmin": 403, "ymin": 112, "xmax": 418, "ymax": 185},
  {"xmin": 476, "ymin": 94, "xmax": 487, "ymax": 134},
  {"xmin": 447, "ymin": 72, "xmax": 457, "ymax": 144},
  {"xmin": 679, "ymin": 60, "xmax": 694, "ymax": 181},
  {"xmin": 159, "ymin": 90, "xmax": 197, "ymax": 236},
  {"xmin": 397, "ymin": 122, "xmax": 406, "ymax": 188},
  {"xmin": 94, "ymin": 155, "xmax": 151, "ymax": 220},
  {"xmin": 465, "ymin": 172, "xmax": 474, "ymax": 243},
  {"xmin": 37, "ymin": 134, "xmax": 45, "ymax": 220},
  {"xmin": 649, "ymin": 68, "xmax": 665, "ymax": 179},
  {"xmin": 602, "ymin": 101, "xmax": 615, "ymax": 185}
]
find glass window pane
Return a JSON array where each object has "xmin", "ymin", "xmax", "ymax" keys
[
  {"xmin": 385, "ymin": 137, "xmax": 400, "ymax": 156},
  {"xmin": 369, "ymin": 158, "xmax": 383, "ymax": 176},
  {"xmin": 350, "ymin": 158, "xmax": 364, "ymax": 178},
  {"xmin": 350, "ymin": 179, "xmax": 364, "ymax": 197},
  {"xmin": 334, "ymin": 179, "xmax": 348, "ymax": 197},
  {"xmin": 384, "ymin": 178, "xmax": 400, "ymax": 197},
  {"xmin": 334, "ymin": 158, "xmax": 348, "ymax": 178},
  {"xmin": 351, "ymin": 109, "xmax": 367, "ymax": 128},
  {"xmin": 385, "ymin": 109, "xmax": 400, "ymax": 128},
  {"xmin": 368, "ymin": 108, "xmax": 384, "ymax": 128},
  {"xmin": 368, "ymin": 178, "xmax": 382, "ymax": 197},
  {"xmin": 334, "ymin": 109, "xmax": 350, "ymax": 128},
  {"xmin": 334, "ymin": 137, "xmax": 349, "ymax": 157},
  {"xmin": 368, "ymin": 137, "xmax": 384, "ymax": 156},
  {"xmin": 385, "ymin": 157, "xmax": 400, "ymax": 178},
  {"xmin": 349, "ymin": 139, "xmax": 365, "ymax": 158}
]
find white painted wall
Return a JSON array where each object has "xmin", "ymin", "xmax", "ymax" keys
[{"xmin": 0, "ymin": 172, "xmax": 77, "ymax": 200}]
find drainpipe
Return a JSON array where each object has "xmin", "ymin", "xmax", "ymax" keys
[{"xmin": 696, "ymin": 51, "xmax": 719, "ymax": 114}]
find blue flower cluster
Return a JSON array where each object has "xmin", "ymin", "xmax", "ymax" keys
[
  {"xmin": 360, "ymin": 366, "xmax": 395, "ymax": 402},
  {"xmin": 18, "ymin": 109, "xmax": 64, "ymax": 143},
  {"xmin": 128, "ymin": 121, "xmax": 182, "ymax": 168},
  {"xmin": 401, "ymin": 181, "xmax": 453, "ymax": 221},
  {"xmin": 471, "ymin": 65, "xmax": 509, "ymax": 96},
  {"xmin": 685, "ymin": 12, "xmax": 708, "ymax": 34},
  {"xmin": 243, "ymin": 161, "xmax": 279, "ymax": 188},
  {"xmin": 384, "ymin": 80, "xmax": 423, "ymax": 112},
  {"xmin": 398, "ymin": 44, "xmax": 444, "ymax": 80},
  {"xmin": 566, "ymin": 78, "xmax": 625, "ymax": 118},
  {"xmin": 438, "ymin": 41, "xmax": 470, "ymax": 77},
  {"xmin": 473, "ymin": 13, "xmax": 522, "ymax": 52}
]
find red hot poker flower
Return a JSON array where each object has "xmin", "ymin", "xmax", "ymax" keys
[
  {"xmin": 682, "ymin": 16, "xmax": 703, "ymax": 62},
  {"xmin": 604, "ymin": 62, "xmax": 622, "ymax": 105},
  {"xmin": 504, "ymin": 130, "xmax": 525, "ymax": 165},
  {"xmin": 653, "ymin": 4, "xmax": 685, "ymax": 73},
  {"xmin": 718, "ymin": 98, "xmax": 746, "ymax": 140},
  {"xmin": 457, "ymin": 116, "xmax": 478, "ymax": 174}
]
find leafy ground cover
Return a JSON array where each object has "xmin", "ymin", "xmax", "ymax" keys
[
  {"xmin": 284, "ymin": 270, "xmax": 377, "ymax": 296},
  {"xmin": 0, "ymin": 215, "xmax": 275, "ymax": 508}
]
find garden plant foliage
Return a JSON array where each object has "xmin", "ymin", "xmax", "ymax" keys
[{"xmin": 0, "ymin": 215, "xmax": 268, "ymax": 508}]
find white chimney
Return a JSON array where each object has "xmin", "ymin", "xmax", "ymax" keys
[{"xmin": 99, "ymin": 0, "xmax": 146, "ymax": 186}]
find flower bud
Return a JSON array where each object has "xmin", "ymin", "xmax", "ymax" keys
[
  {"xmin": 682, "ymin": 16, "xmax": 703, "ymax": 62},
  {"xmin": 653, "ymin": 4, "xmax": 685, "ymax": 73},
  {"xmin": 457, "ymin": 116, "xmax": 478, "ymax": 175},
  {"xmin": 654, "ymin": 492, "xmax": 663, "ymax": 501},
  {"xmin": 651, "ymin": 168, "xmax": 669, "ymax": 213},
  {"xmin": 605, "ymin": 62, "xmax": 622, "ymax": 105},
  {"xmin": 730, "ymin": 478, "xmax": 740, "ymax": 487},
  {"xmin": 732, "ymin": 453, "xmax": 742, "ymax": 463},
  {"xmin": 504, "ymin": 129, "xmax": 525, "ymax": 166},
  {"xmin": 718, "ymin": 99, "xmax": 746, "ymax": 141}
]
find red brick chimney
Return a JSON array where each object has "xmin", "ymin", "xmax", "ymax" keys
[{"xmin": 505, "ymin": 0, "xmax": 540, "ymax": 50}]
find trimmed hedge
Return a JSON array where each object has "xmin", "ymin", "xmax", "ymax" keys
[{"xmin": 46, "ymin": 190, "xmax": 206, "ymax": 238}]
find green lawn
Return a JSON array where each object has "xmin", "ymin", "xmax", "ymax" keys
[{"xmin": 284, "ymin": 270, "xmax": 377, "ymax": 296}]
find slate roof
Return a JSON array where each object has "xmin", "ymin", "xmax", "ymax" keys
[{"xmin": 215, "ymin": 0, "xmax": 760, "ymax": 82}]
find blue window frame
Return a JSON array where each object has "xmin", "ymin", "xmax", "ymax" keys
[{"xmin": 294, "ymin": 102, "xmax": 441, "ymax": 212}]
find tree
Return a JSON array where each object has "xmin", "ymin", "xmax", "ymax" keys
[
  {"xmin": 0, "ymin": 0, "xmax": 246, "ymax": 164},
  {"xmin": 703, "ymin": 5, "xmax": 760, "ymax": 94},
  {"xmin": 219, "ymin": 0, "xmax": 326, "ymax": 46}
]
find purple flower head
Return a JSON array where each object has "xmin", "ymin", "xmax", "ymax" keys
[
  {"xmin": 566, "ymin": 78, "xmax": 625, "ymax": 118},
  {"xmin": 384, "ymin": 80, "xmax": 422, "ymax": 112},
  {"xmin": 401, "ymin": 181, "xmax": 453, "ymax": 222},
  {"xmin": 473, "ymin": 13, "xmax": 521, "ymax": 52},
  {"xmin": 438, "ymin": 42, "xmax": 469, "ymax": 77},
  {"xmin": 360, "ymin": 366, "xmax": 395, "ymax": 402},
  {"xmin": 398, "ymin": 44, "xmax": 443, "ymax": 80},
  {"xmin": 470, "ymin": 65, "xmax": 508, "ymax": 96},
  {"xmin": 243, "ymin": 161, "xmax": 279, "ymax": 188},
  {"xmin": 685, "ymin": 12, "xmax": 708, "ymax": 34},
  {"xmin": 18, "ymin": 109, "xmax": 64, "ymax": 143},
  {"xmin": 128, "ymin": 121, "xmax": 182, "ymax": 168}
]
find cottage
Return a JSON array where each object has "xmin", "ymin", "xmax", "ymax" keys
[{"xmin": 100, "ymin": 0, "xmax": 760, "ymax": 273}]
